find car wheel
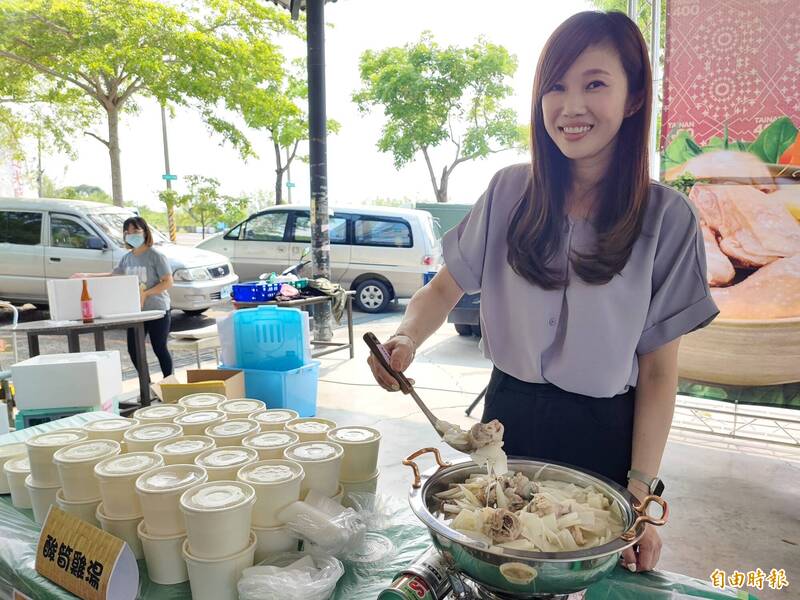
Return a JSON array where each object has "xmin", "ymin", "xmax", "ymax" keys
[
  {"xmin": 182, "ymin": 308, "xmax": 209, "ymax": 317},
  {"xmin": 454, "ymin": 324, "xmax": 473, "ymax": 336},
  {"xmin": 355, "ymin": 280, "xmax": 390, "ymax": 313}
]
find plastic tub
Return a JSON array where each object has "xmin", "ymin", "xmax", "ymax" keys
[
  {"xmin": 135, "ymin": 464, "xmax": 207, "ymax": 536},
  {"xmin": 242, "ymin": 430, "xmax": 299, "ymax": 460},
  {"xmin": 154, "ymin": 436, "xmax": 215, "ymax": 465},
  {"xmin": 194, "ymin": 447, "xmax": 258, "ymax": 482},
  {"xmin": 179, "ymin": 481, "xmax": 256, "ymax": 559},
  {"xmin": 53, "ymin": 439, "xmax": 121, "ymax": 501},
  {"xmin": 283, "ymin": 441, "xmax": 343, "ymax": 498},
  {"xmin": 55, "ymin": 489, "xmax": 100, "ymax": 527},
  {"xmin": 327, "ymin": 426, "xmax": 381, "ymax": 482},
  {"xmin": 204, "ymin": 419, "xmax": 259, "ymax": 447},
  {"xmin": 124, "ymin": 423, "xmax": 183, "ymax": 453},
  {"xmin": 134, "ymin": 404, "xmax": 187, "ymax": 424},
  {"xmin": 4, "ymin": 456, "xmax": 31, "ymax": 508},
  {"xmin": 218, "ymin": 398, "xmax": 265, "ymax": 419},
  {"xmin": 340, "ymin": 470, "xmax": 380, "ymax": 507},
  {"xmin": 137, "ymin": 521, "xmax": 188, "ymax": 585},
  {"xmin": 94, "ymin": 452, "xmax": 164, "ymax": 518},
  {"xmin": 178, "ymin": 393, "xmax": 226, "ymax": 412},
  {"xmin": 25, "ymin": 429, "xmax": 88, "ymax": 487},
  {"xmin": 225, "ymin": 305, "xmax": 309, "ymax": 369},
  {"xmin": 237, "ymin": 459, "xmax": 303, "ymax": 528},
  {"xmin": 285, "ymin": 418, "xmax": 338, "ymax": 443},
  {"xmin": 183, "ymin": 531, "xmax": 256, "ymax": 600},
  {"xmin": 233, "ymin": 362, "xmax": 320, "ymax": 418},
  {"xmin": 25, "ymin": 475, "xmax": 59, "ymax": 524},
  {"xmin": 252, "ymin": 524, "xmax": 299, "ymax": 562},
  {"xmin": 96, "ymin": 502, "xmax": 144, "ymax": 559},
  {"xmin": 173, "ymin": 410, "xmax": 226, "ymax": 436},
  {"xmin": 251, "ymin": 409, "xmax": 299, "ymax": 432},
  {"xmin": 83, "ymin": 417, "xmax": 137, "ymax": 442},
  {"xmin": 0, "ymin": 444, "xmax": 26, "ymax": 494}
]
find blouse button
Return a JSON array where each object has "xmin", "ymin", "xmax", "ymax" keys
[{"xmin": 548, "ymin": 318, "xmax": 557, "ymax": 326}]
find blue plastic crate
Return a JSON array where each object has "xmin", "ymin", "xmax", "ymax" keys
[
  {"xmin": 228, "ymin": 305, "xmax": 310, "ymax": 370},
  {"xmin": 224, "ymin": 361, "xmax": 320, "ymax": 417},
  {"xmin": 232, "ymin": 279, "xmax": 310, "ymax": 303},
  {"xmin": 423, "ymin": 271, "xmax": 437, "ymax": 285}
]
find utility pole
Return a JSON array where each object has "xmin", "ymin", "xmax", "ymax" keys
[
  {"xmin": 649, "ymin": 0, "xmax": 662, "ymax": 180},
  {"xmin": 286, "ymin": 148, "xmax": 293, "ymax": 204},
  {"xmin": 161, "ymin": 103, "xmax": 177, "ymax": 242}
]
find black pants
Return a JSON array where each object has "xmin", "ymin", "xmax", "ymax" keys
[
  {"xmin": 482, "ymin": 367, "xmax": 635, "ymax": 487},
  {"xmin": 127, "ymin": 312, "xmax": 173, "ymax": 378}
]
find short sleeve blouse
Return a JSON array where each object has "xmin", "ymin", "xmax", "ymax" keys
[{"xmin": 442, "ymin": 163, "xmax": 719, "ymax": 398}]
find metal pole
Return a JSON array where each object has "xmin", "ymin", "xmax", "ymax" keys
[
  {"xmin": 286, "ymin": 148, "xmax": 293, "ymax": 204},
  {"xmin": 160, "ymin": 103, "xmax": 177, "ymax": 242},
  {"xmin": 627, "ymin": 0, "xmax": 638, "ymax": 19},
  {"xmin": 307, "ymin": 0, "xmax": 332, "ymax": 341},
  {"xmin": 649, "ymin": 0, "xmax": 662, "ymax": 180}
]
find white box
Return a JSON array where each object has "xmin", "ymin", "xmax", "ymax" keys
[
  {"xmin": 47, "ymin": 276, "xmax": 141, "ymax": 322},
  {"xmin": 11, "ymin": 351, "xmax": 122, "ymax": 410}
]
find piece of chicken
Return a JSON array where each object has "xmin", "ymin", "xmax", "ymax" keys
[
  {"xmin": 701, "ymin": 223, "xmax": 736, "ymax": 285},
  {"xmin": 711, "ymin": 255, "xmax": 800, "ymax": 319}
]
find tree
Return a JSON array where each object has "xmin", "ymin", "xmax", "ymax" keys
[
  {"xmin": 179, "ymin": 175, "xmax": 248, "ymax": 238},
  {"xmin": 0, "ymin": 0, "xmax": 298, "ymax": 206},
  {"xmin": 587, "ymin": 1, "xmax": 666, "ymax": 58},
  {"xmin": 354, "ymin": 33, "xmax": 526, "ymax": 202}
]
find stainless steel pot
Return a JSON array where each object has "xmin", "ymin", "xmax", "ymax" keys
[{"xmin": 405, "ymin": 447, "xmax": 668, "ymax": 598}]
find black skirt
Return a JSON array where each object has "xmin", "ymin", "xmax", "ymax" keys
[{"xmin": 481, "ymin": 367, "xmax": 635, "ymax": 487}]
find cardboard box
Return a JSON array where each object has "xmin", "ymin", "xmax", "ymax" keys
[
  {"xmin": 47, "ymin": 276, "xmax": 141, "ymax": 321},
  {"xmin": 152, "ymin": 369, "xmax": 245, "ymax": 404},
  {"xmin": 12, "ymin": 351, "xmax": 122, "ymax": 410}
]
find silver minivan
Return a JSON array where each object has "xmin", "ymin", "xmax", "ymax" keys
[
  {"xmin": 196, "ymin": 205, "xmax": 442, "ymax": 312},
  {"xmin": 0, "ymin": 197, "xmax": 238, "ymax": 315}
]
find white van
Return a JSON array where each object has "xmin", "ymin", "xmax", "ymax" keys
[
  {"xmin": 196, "ymin": 205, "xmax": 442, "ymax": 312},
  {"xmin": 0, "ymin": 197, "xmax": 238, "ymax": 315}
]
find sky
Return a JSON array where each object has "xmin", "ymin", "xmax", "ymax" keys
[{"xmin": 27, "ymin": 0, "xmax": 596, "ymax": 210}]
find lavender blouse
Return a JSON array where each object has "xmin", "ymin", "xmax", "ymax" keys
[{"xmin": 443, "ymin": 163, "xmax": 719, "ymax": 398}]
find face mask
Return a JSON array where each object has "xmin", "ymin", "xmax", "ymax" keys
[{"xmin": 125, "ymin": 233, "xmax": 145, "ymax": 248}]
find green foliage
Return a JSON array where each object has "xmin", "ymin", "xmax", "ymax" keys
[
  {"xmin": 661, "ymin": 130, "xmax": 702, "ymax": 171},
  {"xmin": 178, "ymin": 175, "xmax": 249, "ymax": 235},
  {"xmin": 586, "ymin": 0, "xmax": 666, "ymax": 51},
  {"xmin": 749, "ymin": 117, "xmax": 798, "ymax": 164}
]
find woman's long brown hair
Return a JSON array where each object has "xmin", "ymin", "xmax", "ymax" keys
[{"xmin": 507, "ymin": 11, "xmax": 652, "ymax": 289}]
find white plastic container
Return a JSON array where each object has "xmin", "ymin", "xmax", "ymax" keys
[
  {"xmin": 252, "ymin": 524, "xmax": 299, "ymax": 562},
  {"xmin": 183, "ymin": 531, "xmax": 256, "ymax": 600},
  {"xmin": 124, "ymin": 423, "xmax": 183, "ymax": 453},
  {"xmin": 0, "ymin": 443, "xmax": 26, "ymax": 494},
  {"xmin": 217, "ymin": 398, "xmax": 265, "ymax": 419},
  {"xmin": 154, "ymin": 436, "xmax": 215, "ymax": 465},
  {"xmin": 178, "ymin": 392, "xmax": 226, "ymax": 412},
  {"xmin": 25, "ymin": 429, "xmax": 88, "ymax": 487},
  {"xmin": 134, "ymin": 404, "xmax": 187, "ymax": 424},
  {"xmin": 285, "ymin": 418, "xmax": 338, "ymax": 443},
  {"xmin": 329, "ymin": 483, "xmax": 344, "ymax": 505},
  {"xmin": 96, "ymin": 502, "xmax": 144, "ymax": 559},
  {"xmin": 242, "ymin": 430, "xmax": 299, "ymax": 460},
  {"xmin": 55, "ymin": 489, "xmax": 101, "ymax": 527},
  {"xmin": 327, "ymin": 426, "xmax": 381, "ymax": 482},
  {"xmin": 179, "ymin": 481, "xmax": 256, "ymax": 559},
  {"xmin": 53, "ymin": 439, "xmax": 121, "ymax": 502},
  {"xmin": 24, "ymin": 475, "xmax": 59, "ymax": 524},
  {"xmin": 173, "ymin": 410, "xmax": 226, "ymax": 436},
  {"xmin": 252, "ymin": 409, "xmax": 299, "ymax": 432},
  {"xmin": 4, "ymin": 455, "xmax": 31, "ymax": 508},
  {"xmin": 135, "ymin": 464, "xmax": 208, "ymax": 536},
  {"xmin": 283, "ymin": 441, "xmax": 343, "ymax": 498},
  {"xmin": 137, "ymin": 521, "xmax": 188, "ymax": 585},
  {"xmin": 194, "ymin": 447, "xmax": 258, "ymax": 482},
  {"xmin": 204, "ymin": 419, "xmax": 259, "ymax": 447},
  {"xmin": 83, "ymin": 418, "xmax": 137, "ymax": 442},
  {"xmin": 237, "ymin": 460, "xmax": 303, "ymax": 528},
  {"xmin": 341, "ymin": 470, "xmax": 380, "ymax": 507},
  {"xmin": 94, "ymin": 452, "xmax": 164, "ymax": 518}
]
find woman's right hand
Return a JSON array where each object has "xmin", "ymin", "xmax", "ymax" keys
[{"xmin": 367, "ymin": 334, "xmax": 417, "ymax": 392}]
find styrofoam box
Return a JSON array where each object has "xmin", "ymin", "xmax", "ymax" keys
[
  {"xmin": 47, "ymin": 275, "xmax": 141, "ymax": 322},
  {"xmin": 11, "ymin": 351, "xmax": 122, "ymax": 410}
]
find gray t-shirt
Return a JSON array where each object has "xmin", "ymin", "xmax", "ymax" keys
[
  {"xmin": 443, "ymin": 163, "xmax": 719, "ymax": 398},
  {"xmin": 112, "ymin": 248, "xmax": 172, "ymax": 311}
]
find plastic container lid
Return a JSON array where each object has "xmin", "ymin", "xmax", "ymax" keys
[
  {"xmin": 26, "ymin": 429, "xmax": 87, "ymax": 447},
  {"xmin": 178, "ymin": 393, "xmax": 225, "ymax": 410},
  {"xmin": 238, "ymin": 460, "xmax": 303, "ymax": 485},
  {"xmin": 95, "ymin": 452, "xmax": 163, "ymax": 478},
  {"xmin": 328, "ymin": 427, "xmax": 381, "ymax": 444},
  {"xmin": 180, "ymin": 481, "xmax": 255, "ymax": 512},
  {"xmin": 206, "ymin": 420, "xmax": 258, "ymax": 437},
  {"xmin": 53, "ymin": 440, "xmax": 120, "ymax": 464},
  {"xmin": 253, "ymin": 409, "xmax": 299, "ymax": 425},
  {"xmin": 195, "ymin": 447, "xmax": 258, "ymax": 469},
  {"xmin": 285, "ymin": 442, "xmax": 343, "ymax": 462},
  {"xmin": 136, "ymin": 464, "xmax": 206, "ymax": 493},
  {"xmin": 134, "ymin": 405, "xmax": 186, "ymax": 421},
  {"xmin": 286, "ymin": 419, "xmax": 336, "ymax": 435},
  {"xmin": 218, "ymin": 399, "xmax": 264, "ymax": 415},
  {"xmin": 174, "ymin": 410, "xmax": 225, "ymax": 426},
  {"xmin": 25, "ymin": 473, "xmax": 60, "ymax": 490},
  {"xmin": 344, "ymin": 532, "xmax": 395, "ymax": 564},
  {"xmin": 243, "ymin": 431, "xmax": 298, "ymax": 449},
  {"xmin": 4, "ymin": 456, "xmax": 30, "ymax": 473},
  {"xmin": 125, "ymin": 423, "xmax": 182, "ymax": 442},
  {"xmin": 155, "ymin": 436, "xmax": 215, "ymax": 456},
  {"xmin": 0, "ymin": 443, "xmax": 26, "ymax": 459},
  {"xmin": 83, "ymin": 418, "xmax": 136, "ymax": 433}
]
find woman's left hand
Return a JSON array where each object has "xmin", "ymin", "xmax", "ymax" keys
[
  {"xmin": 139, "ymin": 288, "xmax": 148, "ymax": 308},
  {"xmin": 620, "ymin": 524, "xmax": 661, "ymax": 572}
]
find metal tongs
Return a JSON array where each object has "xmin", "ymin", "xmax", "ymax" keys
[{"xmin": 363, "ymin": 332, "xmax": 473, "ymax": 454}]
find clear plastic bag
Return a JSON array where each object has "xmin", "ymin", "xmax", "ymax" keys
[
  {"xmin": 277, "ymin": 500, "xmax": 367, "ymax": 558},
  {"xmin": 237, "ymin": 552, "xmax": 344, "ymax": 600}
]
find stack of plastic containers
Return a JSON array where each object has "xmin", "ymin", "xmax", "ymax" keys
[{"xmin": 219, "ymin": 306, "xmax": 320, "ymax": 417}]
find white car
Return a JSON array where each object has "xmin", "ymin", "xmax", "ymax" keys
[
  {"xmin": 197, "ymin": 205, "xmax": 442, "ymax": 313},
  {"xmin": 0, "ymin": 197, "xmax": 238, "ymax": 315}
]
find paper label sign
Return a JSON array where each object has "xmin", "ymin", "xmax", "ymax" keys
[{"xmin": 35, "ymin": 507, "xmax": 138, "ymax": 600}]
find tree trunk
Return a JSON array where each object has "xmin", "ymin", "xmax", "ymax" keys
[
  {"xmin": 437, "ymin": 167, "xmax": 449, "ymax": 202},
  {"xmin": 107, "ymin": 107, "xmax": 123, "ymax": 206},
  {"xmin": 37, "ymin": 137, "xmax": 43, "ymax": 197},
  {"xmin": 273, "ymin": 140, "xmax": 285, "ymax": 205}
]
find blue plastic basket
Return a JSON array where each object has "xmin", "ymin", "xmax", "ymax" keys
[
  {"xmin": 232, "ymin": 279, "xmax": 310, "ymax": 303},
  {"xmin": 223, "ymin": 361, "xmax": 320, "ymax": 417},
  {"xmin": 229, "ymin": 305, "xmax": 310, "ymax": 370}
]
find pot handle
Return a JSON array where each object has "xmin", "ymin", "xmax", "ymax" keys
[
  {"xmin": 403, "ymin": 447, "xmax": 452, "ymax": 489},
  {"xmin": 620, "ymin": 495, "xmax": 669, "ymax": 541}
]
